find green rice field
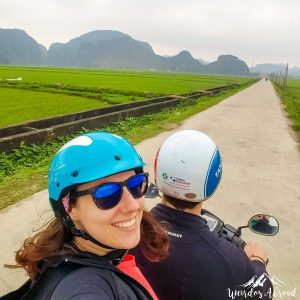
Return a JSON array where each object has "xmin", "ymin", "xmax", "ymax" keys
[
  {"xmin": 0, "ymin": 66, "xmax": 250, "ymax": 127},
  {"xmin": 0, "ymin": 88, "xmax": 109, "ymax": 127},
  {"xmin": 0, "ymin": 66, "xmax": 248, "ymax": 92}
]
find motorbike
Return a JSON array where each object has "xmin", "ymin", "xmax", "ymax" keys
[{"xmin": 145, "ymin": 183, "xmax": 279, "ymax": 254}]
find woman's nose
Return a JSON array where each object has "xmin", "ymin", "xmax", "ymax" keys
[{"xmin": 119, "ymin": 187, "xmax": 142, "ymax": 212}]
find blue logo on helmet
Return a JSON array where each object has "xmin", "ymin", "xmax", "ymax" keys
[{"xmin": 204, "ymin": 148, "xmax": 222, "ymax": 199}]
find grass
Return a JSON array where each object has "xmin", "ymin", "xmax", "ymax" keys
[
  {"xmin": 0, "ymin": 82, "xmax": 254, "ymax": 210},
  {"xmin": 273, "ymin": 79, "xmax": 300, "ymax": 134}
]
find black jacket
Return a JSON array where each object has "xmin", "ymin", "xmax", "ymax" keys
[
  {"xmin": 3, "ymin": 250, "xmax": 153, "ymax": 300},
  {"xmin": 133, "ymin": 204, "xmax": 273, "ymax": 300}
]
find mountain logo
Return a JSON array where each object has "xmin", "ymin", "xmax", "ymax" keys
[
  {"xmin": 228, "ymin": 274, "xmax": 296, "ymax": 299},
  {"xmin": 240, "ymin": 273, "xmax": 287, "ymax": 288}
]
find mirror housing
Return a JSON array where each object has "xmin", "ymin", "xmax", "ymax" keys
[
  {"xmin": 144, "ymin": 183, "xmax": 160, "ymax": 198},
  {"xmin": 248, "ymin": 214, "xmax": 279, "ymax": 236}
]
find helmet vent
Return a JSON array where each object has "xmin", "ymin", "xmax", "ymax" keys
[
  {"xmin": 56, "ymin": 182, "xmax": 60, "ymax": 187},
  {"xmin": 114, "ymin": 155, "xmax": 121, "ymax": 161},
  {"xmin": 71, "ymin": 171, "xmax": 79, "ymax": 177}
]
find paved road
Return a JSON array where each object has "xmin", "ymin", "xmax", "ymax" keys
[{"xmin": 1, "ymin": 79, "xmax": 299, "ymax": 296}]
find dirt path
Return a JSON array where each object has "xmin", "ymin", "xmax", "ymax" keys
[{"xmin": 1, "ymin": 79, "xmax": 299, "ymax": 296}]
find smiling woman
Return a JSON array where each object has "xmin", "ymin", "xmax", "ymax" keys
[{"xmin": 4, "ymin": 132, "xmax": 168, "ymax": 299}]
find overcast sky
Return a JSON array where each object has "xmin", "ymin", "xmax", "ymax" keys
[{"xmin": 1, "ymin": 0, "xmax": 299, "ymax": 67}]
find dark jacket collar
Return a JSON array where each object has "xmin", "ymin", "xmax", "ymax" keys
[
  {"xmin": 152, "ymin": 203, "xmax": 209, "ymax": 232},
  {"xmin": 41, "ymin": 248, "xmax": 127, "ymax": 273}
]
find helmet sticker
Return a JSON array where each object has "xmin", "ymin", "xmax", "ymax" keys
[
  {"xmin": 163, "ymin": 174, "xmax": 191, "ymax": 191},
  {"xmin": 185, "ymin": 193, "xmax": 197, "ymax": 199},
  {"xmin": 169, "ymin": 176, "xmax": 190, "ymax": 186},
  {"xmin": 62, "ymin": 193, "xmax": 71, "ymax": 213},
  {"xmin": 204, "ymin": 148, "xmax": 222, "ymax": 198},
  {"xmin": 58, "ymin": 136, "xmax": 92, "ymax": 153}
]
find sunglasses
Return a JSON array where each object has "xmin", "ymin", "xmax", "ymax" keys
[{"xmin": 74, "ymin": 173, "xmax": 149, "ymax": 210}]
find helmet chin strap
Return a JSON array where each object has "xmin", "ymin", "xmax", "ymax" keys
[
  {"xmin": 70, "ymin": 225, "xmax": 128, "ymax": 266},
  {"xmin": 64, "ymin": 214, "xmax": 116, "ymax": 250},
  {"xmin": 70, "ymin": 227, "xmax": 116, "ymax": 250},
  {"xmin": 67, "ymin": 217, "xmax": 128, "ymax": 265}
]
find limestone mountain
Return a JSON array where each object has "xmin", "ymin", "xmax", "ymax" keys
[
  {"xmin": 252, "ymin": 63, "xmax": 286, "ymax": 74},
  {"xmin": 0, "ymin": 28, "xmax": 45, "ymax": 65},
  {"xmin": 162, "ymin": 50, "xmax": 205, "ymax": 73},
  {"xmin": 0, "ymin": 28, "xmax": 250, "ymax": 76},
  {"xmin": 47, "ymin": 30, "xmax": 157, "ymax": 68},
  {"xmin": 289, "ymin": 67, "xmax": 300, "ymax": 77},
  {"xmin": 253, "ymin": 63, "xmax": 299, "ymax": 77},
  {"xmin": 205, "ymin": 55, "xmax": 249, "ymax": 76}
]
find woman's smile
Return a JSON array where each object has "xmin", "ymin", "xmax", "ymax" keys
[{"xmin": 112, "ymin": 216, "xmax": 137, "ymax": 229}]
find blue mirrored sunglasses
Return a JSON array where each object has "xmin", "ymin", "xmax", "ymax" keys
[{"xmin": 74, "ymin": 173, "xmax": 149, "ymax": 210}]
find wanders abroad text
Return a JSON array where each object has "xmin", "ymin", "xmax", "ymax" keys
[
  {"xmin": 228, "ymin": 287, "xmax": 296, "ymax": 299},
  {"xmin": 227, "ymin": 273, "xmax": 297, "ymax": 299}
]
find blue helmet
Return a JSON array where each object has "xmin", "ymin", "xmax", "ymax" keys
[{"xmin": 48, "ymin": 132, "xmax": 145, "ymax": 207}]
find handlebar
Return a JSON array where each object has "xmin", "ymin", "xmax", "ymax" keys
[
  {"xmin": 201, "ymin": 209, "xmax": 247, "ymax": 248},
  {"xmin": 219, "ymin": 224, "xmax": 247, "ymax": 248}
]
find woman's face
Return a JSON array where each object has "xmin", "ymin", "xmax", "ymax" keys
[{"xmin": 69, "ymin": 170, "xmax": 145, "ymax": 254}]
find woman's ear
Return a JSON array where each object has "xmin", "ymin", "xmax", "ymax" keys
[
  {"xmin": 68, "ymin": 205, "xmax": 80, "ymax": 222},
  {"xmin": 62, "ymin": 192, "xmax": 79, "ymax": 222}
]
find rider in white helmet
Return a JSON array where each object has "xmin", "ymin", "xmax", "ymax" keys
[{"xmin": 133, "ymin": 130, "xmax": 272, "ymax": 300}]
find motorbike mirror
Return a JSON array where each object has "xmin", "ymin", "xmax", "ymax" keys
[
  {"xmin": 248, "ymin": 214, "xmax": 279, "ymax": 236},
  {"xmin": 145, "ymin": 183, "xmax": 160, "ymax": 198}
]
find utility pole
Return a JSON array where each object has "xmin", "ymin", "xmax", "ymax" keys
[{"xmin": 284, "ymin": 63, "xmax": 289, "ymax": 91}]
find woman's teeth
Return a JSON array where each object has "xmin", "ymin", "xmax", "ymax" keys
[{"xmin": 113, "ymin": 217, "xmax": 136, "ymax": 228}]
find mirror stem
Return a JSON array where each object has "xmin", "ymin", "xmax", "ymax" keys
[{"xmin": 237, "ymin": 225, "xmax": 248, "ymax": 235}]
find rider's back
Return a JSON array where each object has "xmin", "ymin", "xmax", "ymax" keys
[{"xmin": 133, "ymin": 204, "xmax": 270, "ymax": 300}]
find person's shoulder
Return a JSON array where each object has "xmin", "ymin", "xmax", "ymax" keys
[
  {"xmin": 50, "ymin": 266, "xmax": 116, "ymax": 299},
  {"xmin": 191, "ymin": 231, "xmax": 249, "ymax": 266}
]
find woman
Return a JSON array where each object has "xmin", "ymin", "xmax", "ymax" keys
[{"xmin": 5, "ymin": 132, "xmax": 168, "ymax": 299}]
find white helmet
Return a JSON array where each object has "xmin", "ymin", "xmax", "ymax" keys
[{"xmin": 154, "ymin": 130, "xmax": 222, "ymax": 202}]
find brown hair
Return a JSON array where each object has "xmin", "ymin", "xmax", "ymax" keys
[
  {"xmin": 6, "ymin": 210, "xmax": 168, "ymax": 280},
  {"xmin": 163, "ymin": 194, "xmax": 200, "ymax": 210}
]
